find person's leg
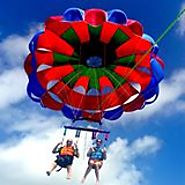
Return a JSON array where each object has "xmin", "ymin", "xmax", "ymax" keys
[
  {"xmin": 81, "ymin": 162, "xmax": 94, "ymax": 183},
  {"xmin": 66, "ymin": 165, "xmax": 72, "ymax": 179},
  {"xmin": 94, "ymin": 162, "xmax": 103, "ymax": 185},
  {"xmin": 94, "ymin": 164, "xmax": 100, "ymax": 184},
  {"xmin": 46, "ymin": 162, "xmax": 58, "ymax": 176}
]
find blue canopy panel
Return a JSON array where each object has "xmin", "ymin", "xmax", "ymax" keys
[
  {"xmin": 103, "ymin": 106, "xmax": 123, "ymax": 120},
  {"xmin": 142, "ymin": 33, "xmax": 159, "ymax": 54},
  {"xmin": 62, "ymin": 104, "xmax": 82, "ymax": 120},
  {"xmin": 141, "ymin": 54, "xmax": 164, "ymax": 105},
  {"xmin": 27, "ymin": 73, "xmax": 46, "ymax": 102},
  {"xmin": 108, "ymin": 9, "xmax": 127, "ymax": 24},
  {"xmin": 27, "ymin": 31, "xmax": 46, "ymax": 103},
  {"xmin": 63, "ymin": 8, "xmax": 84, "ymax": 21},
  {"xmin": 151, "ymin": 58, "xmax": 164, "ymax": 83}
]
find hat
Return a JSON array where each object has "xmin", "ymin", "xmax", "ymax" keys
[{"xmin": 96, "ymin": 139, "xmax": 103, "ymax": 143}]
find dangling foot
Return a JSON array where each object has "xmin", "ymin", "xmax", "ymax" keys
[
  {"xmin": 66, "ymin": 175, "xmax": 72, "ymax": 180},
  {"xmin": 81, "ymin": 177, "xmax": 85, "ymax": 184},
  {"xmin": 95, "ymin": 180, "xmax": 100, "ymax": 185},
  {"xmin": 46, "ymin": 171, "xmax": 51, "ymax": 176}
]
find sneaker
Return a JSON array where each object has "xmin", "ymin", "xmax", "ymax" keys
[
  {"xmin": 46, "ymin": 171, "xmax": 51, "ymax": 176},
  {"xmin": 66, "ymin": 176, "xmax": 71, "ymax": 180},
  {"xmin": 81, "ymin": 178, "xmax": 85, "ymax": 184}
]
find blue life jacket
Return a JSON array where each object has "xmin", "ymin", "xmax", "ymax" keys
[{"xmin": 90, "ymin": 147, "xmax": 104, "ymax": 160}]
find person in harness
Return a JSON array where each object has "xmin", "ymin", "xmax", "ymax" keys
[
  {"xmin": 81, "ymin": 139, "xmax": 107, "ymax": 185},
  {"xmin": 46, "ymin": 139, "xmax": 79, "ymax": 179}
]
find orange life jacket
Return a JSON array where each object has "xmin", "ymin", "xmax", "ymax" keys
[{"xmin": 60, "ymin": 146, "xmax": 74, "ymax": 156}]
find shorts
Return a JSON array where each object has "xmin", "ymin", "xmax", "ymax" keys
[
  {"xmin": 55, "ymin": 155, "xmax": 74, "ymax": 168},
  {"xmin": 88, "ymin": 159, "xmax": 103, "ymax": 169}
]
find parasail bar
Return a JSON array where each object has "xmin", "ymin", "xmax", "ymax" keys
[{"xmin": 64, "ymin": 126, "xmax": 110, "ymax": 134}]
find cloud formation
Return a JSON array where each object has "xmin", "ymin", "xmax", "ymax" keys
[
  {"xmin": 0, "ymin": 24, "xmax": 41, "ymax": 109},
  {"xmin": 0, "ymin": 23, "xmax": 42, "ymax": 70},
  {"xmin": 0, "ymin": 112, "xmax": 161, "ymax": 185},
  {"xmin": 0, "ymin": 34, "xmax": 29, "ymax": 69},
  {"xmin": 0, "ymin": 68, "xmax": 27, "ymax": 109}
]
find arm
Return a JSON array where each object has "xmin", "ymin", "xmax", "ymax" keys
[
  {"xmin": 102, "ymin": 148, "xmax": 107, "ymax": 160},
  {"xmin": 74, "ymin": 148, "xmax": 80, "ymax": 158},
  {"xmin": 52, "ymin": 142, "xmax": 63, "ymax": 154},
  {"xmin": 87, "ymin": 148, "xmax": 93, "ymax": 157},
  {"xmin": 74, "ymin": 144, "xmax": 80, "ymax": 158}
]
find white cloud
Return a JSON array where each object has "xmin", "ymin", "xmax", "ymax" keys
[
  {"xmin": 0, "ymin": 111, "xmax": 161, "ymax": 185},
  {"xmin": 145, "ymin": 69, "xmax": 185, "ymax": 113},
  {"xmin": 177, "ymin": 3, "xmax": 185, "ymax": 36},
  {"xmin": 0, "ymin": 23, "xmax": 42, "ymax": 109},
  {"xmin": 101, "ymin": 138, "xmax": 143, "ymax": 185},
  {"xmin": 0, "ymin": 23, "xmax": 42, "ymax": 70},
  {"xmin": 0, "ymin": 68, "xmax": 27, "ymax": 109},
  {"xmin": 0, "ymin": 34, "xmax": 29, "ymax": 68},
  {"xmin": 130, "ymin": 136, "xmax": 161, "ymax": 157}
]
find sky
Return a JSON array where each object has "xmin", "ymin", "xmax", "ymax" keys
[{"xmin": 0, "ymin": 0, "xmax": 185, "ymax": 185}]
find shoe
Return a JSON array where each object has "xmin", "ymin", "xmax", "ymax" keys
[
  {"xmin": 46, "ymin": 171, "xmax": 51, "ymax": 176},
  {"xmin": 66, "ymin": 176, "xmax": 71, "ymax": 180},
  {"xmin": 81, "ymin": 178, "xmax": 85, "ymax": 184}
]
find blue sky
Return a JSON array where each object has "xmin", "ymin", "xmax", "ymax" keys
[{"xmin": 0, "ymin": 1, "xmax": 185, "ymax": 185}]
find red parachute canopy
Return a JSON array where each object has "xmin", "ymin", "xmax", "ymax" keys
[{"xmin": 24, "ymin": 8, "xmax": 164, "ymax": 123}]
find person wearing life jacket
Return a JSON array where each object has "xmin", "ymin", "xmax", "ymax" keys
[
  {"xmin": 46, "ymin": 139, "xmax": 79, "ymax": 179},
  {"xmin": 81, "ymin": 139, "xmax": 107, "ymax": 185}
]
